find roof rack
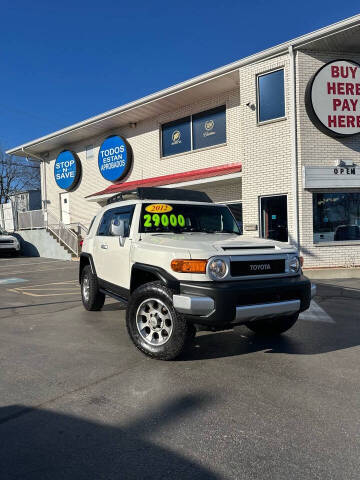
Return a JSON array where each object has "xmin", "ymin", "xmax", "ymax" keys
[{"xmin": 106, "ymin": 187, "xmax": 212, "ymax": 205}]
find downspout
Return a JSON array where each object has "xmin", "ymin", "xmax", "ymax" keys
[{"xmin": 288, "ymin": 45, "xmax": 300, "ymax": 250}]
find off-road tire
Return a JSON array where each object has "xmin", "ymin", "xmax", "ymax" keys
[
  {"xmin": 126, "ymin": 281, "xmax": 188, "ymax": 360},
  {"xmin": 245, "ymin": 313, "xmax": 299, "ymax": 335},
  {"xmin": 81, "ymin": 265, "xmax": 105, "ymax": 311}
]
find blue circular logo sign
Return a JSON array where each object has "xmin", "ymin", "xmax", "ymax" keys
[
  {"xmin": 54, "ymin": 150, "xmax": 81, "ymax": 191},
  {"xmin": 98, "ymin": 135, "xmax": 132, "ymax": 182}
]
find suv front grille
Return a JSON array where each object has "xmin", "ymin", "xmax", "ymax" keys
[
  {"xmin": 230, "ymin": 259, "xmax": 285, "ymax": 277},
  {"xmin": 0, "ymin": 239, "xmax": 13, "ymax": 244}
]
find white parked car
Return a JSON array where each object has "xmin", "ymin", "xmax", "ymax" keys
[
  {"xmin": 80, "ymin": 188, "xmax": 315, "ymax": 360},
  {"xmin": 0, "ymin": 227, "xmax": 21, "ymax": 256}
]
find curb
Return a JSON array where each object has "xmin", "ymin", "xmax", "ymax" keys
[{"xmin": 304, "ymin": 267, "xmax": 360, "ymax": 280}]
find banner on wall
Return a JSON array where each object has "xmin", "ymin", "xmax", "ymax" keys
[
  {"xmin": 192, "ymin": 105, "xmax": 226, "ymax": 150},
  {"xmin": 161, "ymin": 116, "xmax": 191, "ymax": 157}
]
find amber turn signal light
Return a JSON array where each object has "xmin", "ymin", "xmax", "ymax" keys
[{"xmin": 171, "ymin": 259, "xmax": 207, "ymax": 273}]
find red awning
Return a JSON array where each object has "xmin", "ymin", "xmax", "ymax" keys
[{"xmin": 87, "ymin": 162, "xmax": 242, "ymax": 198}]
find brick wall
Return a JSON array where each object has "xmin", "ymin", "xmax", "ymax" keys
[
  {"xmin": 296, "ymin": 50, "xmax": 360, "ymax": 267},
  {"xmin": 239, "ymin": 54, "xmax": 294, "ymax": 241}
]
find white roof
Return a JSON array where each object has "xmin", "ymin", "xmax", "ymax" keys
[{"xmin": 7, "ymin": 14, "xmax": 360, "ymax": 158}]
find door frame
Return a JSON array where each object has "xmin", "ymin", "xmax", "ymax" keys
[
  {"xmin": 59, "ymin": 192, "xmax": 70, "ymax": 224},
  {"xmin": 258, "ymin": 193, "xmax": 289, "ymax": 242}
]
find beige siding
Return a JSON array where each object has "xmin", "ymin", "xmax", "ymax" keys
[{"xmin": 44, "ymin": 88, "xmax": 241, "ymax": 227}]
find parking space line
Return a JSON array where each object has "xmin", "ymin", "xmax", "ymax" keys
[
  {"xmin": 0, "ymin": 278, "xmax": 28, "ymax": 285},
  {"xmin": 0, "ymin": 260, "xmax": 68, "ymax": 269},
  {"xmin": 7, "ymin": 280, "xmax": 80, "ymax": 297},
  {"xmin": 299, "ymin": 301, "xmax": 335, "ymax": 323},
  {"xmin": 11, "ymin": 280, "xmax": 77, "ymax": 289},
  {"xmin": 14, "ymin": 291, "xmax": 79, "ymax": 297},
  {"xmin": 0, "ymin": 266, "xmax": 76, "ymax": 275}
]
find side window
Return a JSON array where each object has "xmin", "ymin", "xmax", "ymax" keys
[
  {"xmin": 111, "ymin": 211, "xmax": 133, "ymax": 237},
  {"xmin": 97, "ymin": 206, "xmax": 135, "ymax": 237}
]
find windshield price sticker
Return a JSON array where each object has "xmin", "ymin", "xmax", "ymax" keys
[
  {"xmin": 145, "ymin": 204, "xmax": 173, "ymax": 213},
  {"xmin": 143, "ymin": 213, "xmax": 185, "ymax": 228}
]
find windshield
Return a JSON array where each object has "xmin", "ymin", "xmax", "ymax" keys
[
  {"xmin": 139, "ymin": 203, "xmax": 240, "ymax": 234},
  {"xmin": 0, "ymin": 227, "xmax": 8, "ymax": 235}
]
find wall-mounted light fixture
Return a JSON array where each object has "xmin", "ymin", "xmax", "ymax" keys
[{"xmin": 246, "ymin": 101, "xmax": 256, "ymax": 111}]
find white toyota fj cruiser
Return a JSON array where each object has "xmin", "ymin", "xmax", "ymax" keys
[{"xmin": 80, "ymin": 187, "xmax": 315, "ymax": 360}]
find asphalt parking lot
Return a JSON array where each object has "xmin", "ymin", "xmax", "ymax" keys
[{"xmin": 0, "ymin": 257, "xmax": 360, "ymax": 479}]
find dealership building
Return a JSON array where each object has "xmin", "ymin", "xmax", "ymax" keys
[{"xmin": 7, "ymin": 15, "xmax": 360, "ymax": 268}]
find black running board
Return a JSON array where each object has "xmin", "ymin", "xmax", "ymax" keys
[{"xmin": 99, "ymin": 288, "xmax": 128, "ymax": 305}]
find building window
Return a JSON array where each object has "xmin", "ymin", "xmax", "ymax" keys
[
  {"xmin": 313, "ymin": 192, "xmax": 360, "ymax": 243},
  {"xmin": 161, "ymin": 117, "xmax": 191, "ymax": 157},
  {"xmin": 86, "ymin": 145, "xmax": 94, "ymax": 160},
  {"xmin": 192, "ymin": 106, "xmax": 226, "ymax": 150},
  {"xmin": 257, "ymin": 69, "xmax": 285, "ymax": 123},
  {"xmin": 161, "ymin": 106, "xmax": 226, "ymax": 157}
]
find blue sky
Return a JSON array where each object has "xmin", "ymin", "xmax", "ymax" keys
[{"xmin": 1, "ymin": 1, "xmax": 359, "ymax": 150}]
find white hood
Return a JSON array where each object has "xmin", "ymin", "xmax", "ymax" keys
[{"xmin": 140, "ymin": 233, "xmax": 297, "ymax": 257}]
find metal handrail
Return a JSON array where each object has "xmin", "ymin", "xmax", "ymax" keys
[
  {"xmin": 46, "ymin": 208, "xmax": 79, "ymax": 256},
  {"xmin": 17, "ymin": 209, "xmax": 45, "ymax": 230},
  {"xmin": 16, "ymin": 208, "xmax": 82, "ymax": 256},
  {"xmin": 68, "ymin": 222, "xmax": 89, "ymax": 237}
]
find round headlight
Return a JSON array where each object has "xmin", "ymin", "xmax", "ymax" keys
[
  {"xmin": 289, "ymin": 256, "xmax": 300, "ymax": 273},
  {"xmin": 208, "ymin": 258, "xmax": 228, "ymax": 280}
]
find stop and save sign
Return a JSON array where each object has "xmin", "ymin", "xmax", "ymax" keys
[{"xmin": 309, "ymin": 59, "xmax": 360, "ymax": 137}]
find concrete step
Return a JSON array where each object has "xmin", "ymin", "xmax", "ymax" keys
[{"xmin": 47, "ymin": 229, "xmax": 78, "ymax": 256}]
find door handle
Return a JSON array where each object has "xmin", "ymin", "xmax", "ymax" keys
[{"xmin": 101, "ymin": 244, "xmax": 108, "ymax": 249}]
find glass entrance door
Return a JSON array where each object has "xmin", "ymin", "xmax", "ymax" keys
[{"xmin": 260, "ymin": 195, "xmax": 288, "ymax": 242}]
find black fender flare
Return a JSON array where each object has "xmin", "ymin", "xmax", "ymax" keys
[
  {"xmin": 79, "ymin": 253, "xmax": 97, "ymax": 283},
  {"xmin": 130, "ymin": 263, "xmax": 180, "ymax": 293}
]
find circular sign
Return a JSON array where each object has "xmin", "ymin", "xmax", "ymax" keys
[
  {"xmin": 307, "ymin": 59, "xmax": 360, "ymax": 137},
  {"xmin": 171, "ymin": 130, "xmax": 181, "ymax": 144},
  {"xmin": 98, "ymin": 135, "xmax": 132, "ymax": 182},
  {"xmin": 54, "ymin": 150, "xmax": 81, "ymax": 191}
]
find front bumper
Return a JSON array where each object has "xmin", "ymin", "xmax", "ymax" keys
[
  {"xmin": 173, "ymin": 275, "xmax": 313, "ymax": 326},
  {"xmin": 0, "ymin": 244, "xmax": 20, "ymax": 253}
]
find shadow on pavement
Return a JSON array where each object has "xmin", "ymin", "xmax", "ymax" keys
[
  {"xmin": 0, "ymin": 300, "xmax": 81, "ymax": 310},
  {"xmin": 0, "ymin": 394, "xmax": 217, "ymax": 480},
  {"xmin": 182, "ymin": 283, "xmax": 360, "ymax": 361}
]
